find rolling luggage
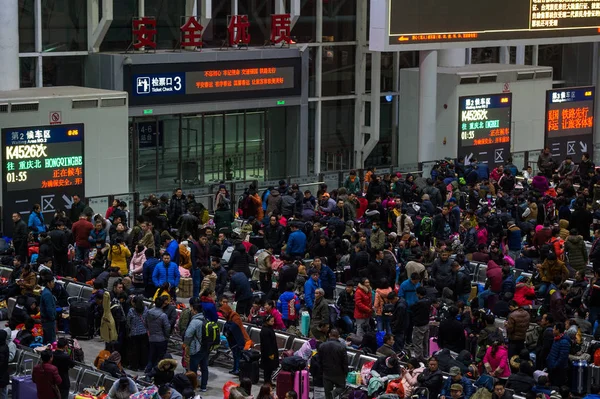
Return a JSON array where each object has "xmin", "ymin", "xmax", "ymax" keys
[
  {"xmin": 12, "ymin": 359, "xmax": 37, "ymax": 399},
  {"xmin": 300, "ymin": 311, "xmax": 310, "ymax": 337},
  {"xmin": 294, "ymin": 369, "xmax": 310, "ymax": 399},
  {"xmin": 276, "ymin": 370, "xmax": 295, "ymax": 399},
  {"xmin": 429, "ymin": 337, "xmax": 440, "ymax": 356},
  {"xmin": 572, "ymin": 359, "xmax": 588, "ymax": 395},
  {"xmin": 589, "ymin": 364, "xmax": 600, "ymax": 394},
  {"xmin": 239, "ymin": 349, "xmax": 260, "ymax": 384},
  {"xmin": 70, "ymin": 300, "xmax": 92, "ymax": 339}
]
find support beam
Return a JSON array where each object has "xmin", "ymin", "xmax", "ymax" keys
[
  {"xmin": 200, "ymin": 0, "xmax": 212, "ymax": 31},
  {"xmin": 499, "ymin": 46, "xmax": 510, "ymax": 64},
  {"xmin": 87, "ymin": 0, "xmax": 114, "ymax": 52},
  {"xmin": 439, "ymin": 48, "xmax": 465, "ymax": 67},
  {"xmin": 516, "ymin": 45, "xmax": 525, "ymax": 65},
  {"xmin": 35, "ymin": 0, "xmax": 42, "ymax": 87},
  {"xmin": 532, "ymin": 45, "xmax": 539, "ymax": 66},
  {"xmin": 418, "ymin": 50, "xmax": 438, "ymax": 163},
  {"xmin": 314, "ymin": 0, "xmax": 323, "ymax": 174},
  {"xmin": 0, "ymin": 0, "xmax": 19, "ymax": 90}
]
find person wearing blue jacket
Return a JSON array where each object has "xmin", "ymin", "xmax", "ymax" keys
[
  {"xmin": 152, "ymin": 252, "xmax": 180, "ymax": 295},
  {"xmin": 277, "ymin": 282, "xmax": 301, "ymax": 327},
  {"xmin": 28, "ymin": 204, "xmax": 46, "ymax": 234},
  {"xmin": 200, "ymin": 290, "xmax": 218, "ymax": 322},
  {"xmin": 39, "ymin": 275, "xmax": 56, "ymax": 344},
  {"xmin": 304, "ymin": 269, "xmax": 321, "ymax": 310},
  {"xmin": 286, "ymin": 224, "xmax": 306, "ymax": 258},
  {"xmin": 546, "ymin": 322, "xmax": 571, "ymax": 387},
  {"xmin": 161, "ymin": 232, "xmax": 180, "ymax": 265},
  {"xmin": 228, "ymin": 270, "xmax": 253, "ymax": 316},
  {"xmin": 399, "ymin": 273, "xmax": 421, "ymax": 307},
  {"xmin": 313, "ymin": 257, "xmax": 336, "ymax": 299}
]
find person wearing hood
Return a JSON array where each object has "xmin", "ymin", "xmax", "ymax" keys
[
  {"xmin": 108, "ymin": 376, "xmax": 138, "ymax": 399},
  {"xmin": 558, "ymin": 219, "xmax": 570, "ymax": 239},
  {"xmin": 431, "ymin": 251, "xmax": 454, "ymax": 293},
  {"xmin": 144, "ymin": 296, "xmax": 171, "ymax": 375},
  {"xmin": 514, "ymin": 276, "xmax": 535, "ymax": 307},
  {"xmin": 150, "ymin": 357, "xmax": 178, "ymax": 386},
  {"xmin": 229, "ymin": 242, "xmax": 252, "ymax": 278},
  {"xmin": 565, "ymin": 228, "xmax": 588, "ymax": 272},
  {"xmin": 184, "ymin": 303, "xmax": 209, "ymax": 392},
  {"xmin": 546, "ymin": 322, "xmax": 571, "ymax": 387},
  {"xmin": 220, "ymin": 303, "xmax": 251, "ymax": 375},
  {"xmin": 100, "ymin": 351, "xmax": 125, "ymax": 378}
]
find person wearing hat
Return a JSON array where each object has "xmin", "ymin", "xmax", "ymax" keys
[
  {"xmin": 450, "ymin": 384, "xmax": 464, "ymax": 399},
  {"xmin": 440, "ymin": 366, "xmax": 475, "ymax": 399},
  {"xmin": 108, "ymin": 375, "xmax": 138, "ymax": 399}
]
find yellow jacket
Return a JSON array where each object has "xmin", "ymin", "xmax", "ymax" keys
[{"xmin": 108, "ymin": 244, "xmax": 131, "ymax": 275}]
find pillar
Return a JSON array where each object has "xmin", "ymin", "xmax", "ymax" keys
[
  {"xmin": 418, "ymin": 50, "xmax": 438, "ymax": 163},
  {"xmin": 516, "ymin": 45, "xmax": 525, "ymax": 65},
  {"xmin": 438, "ymin": 48, "xmax": 465, "ymax": 67},
  {"xmin": 0, "ymin": 0, "xmax": 19, "ymax": 91},
  {"xmin": 499, "ymin": 46, "xmax": 510, "ymax": 64}
]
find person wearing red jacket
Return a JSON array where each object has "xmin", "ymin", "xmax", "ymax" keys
[
  {"xmin": 32, "ymin": 350, "xmax": 62, "ymax": 399},
  {"xmin": 354, "ymin": 277, "xmax": 373, "ymax": 337},
  {"xmin": 513, "ymin": 276, "xmax": 535, "ymax": 307},
  {"xmin": 478, "ymin": 260, "xmax": 504, "ymax": 308},
  {"xmin": 71, "ymin": 215, "xmax": 93, "ymax": 262}
]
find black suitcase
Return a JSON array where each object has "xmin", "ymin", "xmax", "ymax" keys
[
  {"xmin": 70, "ymin": 301, "xmax": 92, "ymax": 339},
  {"xmin": 239, "ymin": 359, "xmax": 260, "ymax": 384}
]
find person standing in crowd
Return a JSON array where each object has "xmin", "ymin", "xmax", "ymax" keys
[
  {"xmin": 184, "ymin": 303, "xmax": 209, "ymax": 393},
  {"xmin": 410, "ymin": 287, "xmax": 431, "ymax": 361},
  {"xmin": 506, "ymin": 300, "xmax": 530, "ymax": 358},
  {"xmin": 12, "ymin": 212, "xmax": 28, "ymax": 261},
  {"xmin": 126, "ymin": 296, "xmax": 148, "ymax": 372},
  {"xmin": 311, "ymin": 288, "xmax": 330, "ymax": 341},
  {"xmin": 40, "ymin": 275, "xmax": 57, "ymax": 344},
  {"xmin": 53, "ymin": 338, "xmax": 75, "ymax": 399},
  {"xmin": 72, "ymin": 215, "xmax": 93, "ymax": 261},
  {"xmin": 152, "ymin": 252, "xmax": 180, "ymax": 298},
  {"xmin": 546, "ymin": 322, "xmax": 571, "ymax": 387},
  {"xmin": 32, "ymin": 350, "xmax": 61, "ymax": 399},
  {"xmin": 354, "ymin": 278, "xmax": 373, "ymax": 337},
  {"xmin": 318, "ymin": 329, "xmax": 348, "ymax": 399},
  {"xmin": 144, "ymin": 296, "xmax": 171, "ymax": 376},
  {"xmin": 259, "ymin": 315, "xmax": 279, "ymax": 385}
]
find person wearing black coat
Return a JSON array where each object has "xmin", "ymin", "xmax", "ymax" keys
[
  {"xmin": 350, "ymin": 244, "xmax": 370, "ymax": 279},
  {"xmin": 264, "ymin": 219, "xmax": 285, "ymax": 254},
  {"xmin": 452, "ymin": 262, "xmax": 472, "ymax": 303},
  {"xmin": 171, "ymin": 373, "xmax": 195, "ymax": 399},
  {"xmin": 12, "ymin": 213, "xmax": 28, "ymax": 260},
  {"xmin": 390, "ymin": 296, "xmax": 408, "ymax": 351},
  {"xmin": 317, "ymin": 329, "xmax": 348, "ymax": 399},
  {"xmin": 229, "ymin": 243, "xmax": 252, "ymax": 278},
  {"xmin": 438, "ymin": 306, "xmax": 466, "ymax": 354},
  {"xmin": 0, "ymin": 330, "xmax": 8, "ymax": 398},
  {"xmin": 228, "ymin": 270, "xmax": 253, "ymax": 316},
  {"xmin": 417, "ymin": 357, "xmax": 444, "ymax": 399},
  {"xmin": 506, "ymin": 362, "xmax": 536, "ymax": 394},
  {"xmin": 212, "ymin": 258, "xmax": 228, "ymax": 300},
  {"xmin": 259, "ymin": 315, "xmax": 279, "ymax": 384},
  {"xmin": 53, "ymin": 338, "xmax": 75, "ymax": 399}
]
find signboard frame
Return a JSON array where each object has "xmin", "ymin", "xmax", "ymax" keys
[
  {"xmin": 369, "ymin": 0, "xmax": 600, "ymax": 51},
  {"xmin": 544, "ymin": 86, "xmax": 595, "ymax": 163},
  {"xmin": 1, "ymin": 124, "xmax": 85, "ymax": 235},
  {"xmin": 457, "ymin": 93, "xmax": 513, "ymax": 166},
  {"xmin": 124, "ymin": 57, "xmax": 302, "ymax": 107}
]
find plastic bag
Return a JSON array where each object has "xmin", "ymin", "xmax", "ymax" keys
[{"xmin": 223, "ymin": 381, "xmax": 239, "ymax": 399}]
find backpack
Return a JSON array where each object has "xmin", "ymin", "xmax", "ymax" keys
[
  {"xmin": 420, "ymin": 216, "xmax": 433, "ymax": 236},
  {"xmin": 202, "ymin": 321, "xmax": 221, "ymax": 351},
  {"xmin": 93, "ymin": 349, "xmax": 111, "ymax": 369},
  {"xmin": 386, "ymin": 378, "xmax": 405, "ymax": 398},
  {"xmin": 525, "ymin": 324, "xmax": 540, "ymax": 350},
  {"xmin": 178, "ymin": 308, "xmax": 192, "ymax": 338},
  {"xmin": 281, "ymin": 195, "xmax": 297, "ymax": 217}
]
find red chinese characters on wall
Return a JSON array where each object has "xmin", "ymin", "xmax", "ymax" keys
[
  {"xmin": 181, "ymin": 16, "xmax": 204, "ymax": 48},
  {"xmin": 228, "ymin": 15, "xmax": 251, "ymax": 46},
  {"xmin": 270, "ymin": 14, "xmax": 292, "ymax": 44},
  {"xmin": 132, "ymin": 17, "xmax": 157, "ymax": 49}
]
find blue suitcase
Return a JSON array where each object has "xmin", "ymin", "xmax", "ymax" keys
[
  {"xmin": 12, "ymin": 375, "xmax": 37, "ymax": 399},
  {"xmin": 572, "ymin": 359, "xmax": 588, "ymax": 395},
  {"xmin": 300, "ymin": 311, "xmax": 310, "ymax": 337}
]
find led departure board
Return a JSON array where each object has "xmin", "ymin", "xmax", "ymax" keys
[
  {"xmin": 545, "ymin": 87, "xmax": 595, "ymax": 162},
  {"xmin": 371, "ymin": 0, "xmax": 600, "ymax": 50},
  {"xmin": 458, "ymin": 94, "xmax": 512, "ymax": 166},
  {"xmin": 2, "ymin": 124, "xmax": 85, "ymax": 235},
  {"xmin": 125, "ymin": 57, "xmax": 301, "ymax": 107}
]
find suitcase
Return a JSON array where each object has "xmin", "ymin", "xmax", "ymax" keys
[
  {"xmin": 572, "ymin": 359, "xmax": 588, "ymax": 395},
  {"xmin": 70, "ymin": 300, "xmax": 92, "ymax": 339},
  {"xmin": 12, "ymin": 359, "xmax": 36, "ymax": 399},
  {"xmin": 300, "ymin": 311, "xmax": 310, "ymax": 337},
  {"xmin": 294, "ymin": 370, "xmax": 310, "ymax": 399},
  {"xmin": 429, "ymin": 337, "xmax": 440, "ymax": 356},
  {"xmin": 589, "ymin": 364, "xmax": 600, "ymax": 394},
  {"xmin": 239, "ymin": 359, "xmax": 260, "ymax": 384},
  {"xmin": 276, "ymin": 370, "xmax": 295, "ymax": 399}
]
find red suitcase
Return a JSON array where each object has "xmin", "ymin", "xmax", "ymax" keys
[{"xmin": 276, "ymin": 370, "xmax": 295, "ymax": 399}]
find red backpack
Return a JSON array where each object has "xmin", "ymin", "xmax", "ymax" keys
[{"xmin": 287, "ymin": 295, "xmax": 298, "ymax": 321}]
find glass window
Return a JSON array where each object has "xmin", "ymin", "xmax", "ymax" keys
[
  {"xmin": 309, "ymin": 47, "xmax": 317, "ymax": 97},
  {"xmin": 321, "ymin": 100, "xmax": 354, "ymax": 171},
  {"xmin": 322, "ymin": 45, "xmax": 355, "ymax": 96},
  {"xmin": 19, "ymin": 57, "xmax": 36, "ymax": 88},
  {"xmin": 43, "ymin": 56, "xmax": 85, "ymax": 87},
  {"xmin": 101, "ymin": 0, "xmax": 137, "ymax": 52},
  {"xmin": 42, "ymin": 0, "xmax": 87, "ymax": 51},
  {"xmin": 19, "ymin": 0, "xmax": 35, "ymax": 52},
  {"xmin": 145, "ymin": 0, "xmax": 187, "ymax": 49},
  {"xmin": 323, "ymin": 0, "xmax": 356, "ymax": 42},
  {"xmin": 295, "ymin": 0, "xmax": 316, "ymax": 43},
  {"xmin": 366, "ymin": 97, "xmax": 393, "ymax": 167}
]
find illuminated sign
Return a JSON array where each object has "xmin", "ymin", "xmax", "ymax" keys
[
  {"xmin": 371, "ymin": 0, "xmax": 600, "ymax": 50},
  {"xmin": 545, "ymin": 87, "xmax": 595, "ymax": 162},
  {"xmin": 458, "ymin": 94, "xmax": 512, "ymax": 165},
  {"xmin": 2, "ymin": 124, "xmax": 85, "ymax": 234},
  {"xmin": 125, "ymin": 58, "xmax": 301, "ymax": 106}
]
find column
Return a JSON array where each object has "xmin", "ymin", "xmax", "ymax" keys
[
  {"xmin": 418, "ymin": 50, "xmax": 438, "ymax": 163},
  {"xmin": 499, "ymin": 46, "xmax": 510, "ymax": 64},
  {"xmin": 0, "ymin": 0, "xmax": 19, "ymax": 91},
  {"xmin": 516, "ymin": 45, "xmax": 525, "ymax": 65},
  {"xmin": 438, "ymin": 48, "xmax": 465, "ymax": 67}
]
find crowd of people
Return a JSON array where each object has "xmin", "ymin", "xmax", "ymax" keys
[{"xmin": 5, "ymin": 148, "xmax": 600, "ymax": 399}]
